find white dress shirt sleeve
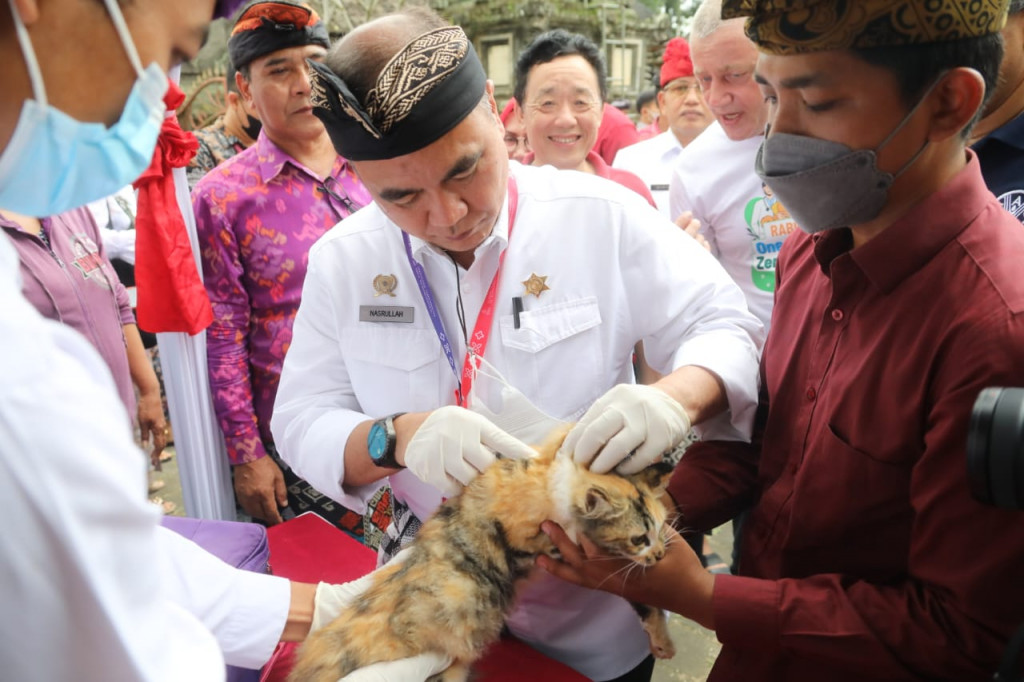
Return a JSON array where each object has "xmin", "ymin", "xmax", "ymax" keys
[
  {"xmin": 157, "ymin": 526, "xmax": 291, "ymax": 669},
  {"xmin": 271, "ymin": 252, "xmax": 384, "ymax": 513},
  {"xmin": 0, "ymin": 271, "xmax": 224, "ymax": 681},
  {"xmin": 1, "ymin": 238, "xmax": 289, "ymax": 679},
  {"xmin": 618, "ymin": 198, "xmax": 763, "ymax": 440}
]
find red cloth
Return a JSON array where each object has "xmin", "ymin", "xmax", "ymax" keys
[
  {"xmin": 660, "ymin": 37, "xmax": 694, "ymax": 86},
  {"xmin": 261, "ymin": 513, "xmax": 588, "ymax": 682},
  {"xmin": 522, "ymin": 149, "xmax": 656, "ymax": 208},
  {"xmin": 133, "ymin": 80, "xmax": 213, "ymax": 335},
  {"xmin": 668, "ymin": 155, "xmax": 1024, "ymax": 681},
  {"xmin": 499, "ymin": 97, "xmax": 518, "ymax": 125},
  {"xmin": 593, "ymin": 103, "xmax": 640, "ymax": 165}
]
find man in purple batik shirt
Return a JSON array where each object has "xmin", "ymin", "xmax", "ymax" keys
[{"xmin": 192, "ymin": 0, "xmax": 371, "ymax": 528}]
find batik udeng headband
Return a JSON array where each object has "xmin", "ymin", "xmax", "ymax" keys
[
  {"xmin": 309, "ymin": 26, "xmax": 487, "ymax": 161},
  {"xmin": 722, "ymin": 0, "xmax": 1010, "ymax": 55}
]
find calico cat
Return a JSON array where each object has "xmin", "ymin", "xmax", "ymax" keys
[{"xmin": 289, "ymin": 430, "xmax": 676, "ymax": 682}]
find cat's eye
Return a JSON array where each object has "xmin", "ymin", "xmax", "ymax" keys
[{"xmin": 630, "ymin": 535, "xmax": 649, "ymax": 548}]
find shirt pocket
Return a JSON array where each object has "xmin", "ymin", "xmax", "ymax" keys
[
  {"xmin": 789, "ymin": 423, "xmax": 913, "ymax": 556},
  {"xmin": 497, "ymin": 296, "xmax": 605, "ymax": 418},
  {"xmin": 340, "ymin": 326, "xmax": 443, "ymax": 414}
]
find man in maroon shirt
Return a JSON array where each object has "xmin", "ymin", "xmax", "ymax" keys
[{"xmin": 540, "ymin": 2, "xmax": 1024, "ymax": 680}]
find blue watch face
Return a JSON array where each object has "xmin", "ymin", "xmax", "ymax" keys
[{"xmin": 368, "ymin": 422, "xmax": 388, "ymax": 460}]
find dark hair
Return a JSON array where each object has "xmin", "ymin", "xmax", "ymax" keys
[
  {"xmin": 636, "ymin": 88, "xmax": 657, "ymax": 111},
  {"xmin": 852, "ymin": 33, "xmax": 1004, "ymax": 136},
  {"xmin": 1010, "ymin": 0, "xmax": 1024, "ymax": 15},
  {"xmin": 513, "ymin": 29, "xmax": 607, "ymax": 106},
  {"xmin": 325, "ymin": 7, "xmax": 448, "ymax": 104}
]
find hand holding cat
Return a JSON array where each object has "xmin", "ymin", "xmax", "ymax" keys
[
  {"xmin": 403, "ymin": 406, "xmax": 536, "ymax": 497},
  {"xmin": 562, "ymin": 384, "xmax": 691, "ymax": 474},
  {"xmin": 537, "ymin": 521, "xmax": 716, "ymax": 630}
]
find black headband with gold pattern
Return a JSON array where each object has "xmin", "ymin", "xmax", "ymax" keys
[
  {"xmin": 722, "ymin": 0, "xmax": 1010, "ymax": 55},
  {"xmin": 310, "ymin": 26, "xmax": 487, "ymax": 161}
]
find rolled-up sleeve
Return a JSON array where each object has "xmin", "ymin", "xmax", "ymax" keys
[
  {"xmin": 622, "ymin": 201, "xmax": 764, "ymax": 441},
  {"xmin": 271, "ymin": 252, "xmax": 383, "ymax": 513}
]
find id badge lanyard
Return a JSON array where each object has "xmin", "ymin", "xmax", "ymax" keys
[{"xmin": 402, "ymin": 177, "xmax": 518, "ymax": 407}]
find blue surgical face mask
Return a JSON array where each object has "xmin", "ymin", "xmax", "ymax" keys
[{"xmin": 0, "ymin": 0, "xmax": 169, "ymax": 217}]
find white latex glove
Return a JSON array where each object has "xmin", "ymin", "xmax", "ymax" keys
[
  {"xmin": 312, "ymin": 549, "xmax": 453, "ymax": 682},
  {"xmin": 311, "ymin": 549, "xmax": 412, "ymax": 632},
  {"xmin": 562, "ymin": 384, "xmax": 691, "ymax": 475},
  {"xmin": 404, "ymin": 406, "xmax": 536, "ymax": 497},
  {"xmin": 337, "ymin": 653, "xmax": 453, "ymax": 682}
]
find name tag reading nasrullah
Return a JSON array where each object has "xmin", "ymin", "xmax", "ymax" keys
[{"xmin": 360, "ymin": 306, "xmax": 415, "ymax": 323}]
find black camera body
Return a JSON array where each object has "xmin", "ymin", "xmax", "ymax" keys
[
  {"xmin": 968, "ymin": 387, "xmax": 1024, "ymax": 510},
  {"xmin": 967, "ymin": 387, "xmax": 1024, "ymax": 681}
]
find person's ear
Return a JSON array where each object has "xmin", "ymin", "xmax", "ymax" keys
[
  {"xmin": 927, "ymin": 67, "xmax": 986, "ymax": 141},
  {"xmin": 236, "ymin": 69, "xmax": 255, "ymax": 108},
  {"xmin": 11, "ymin": 0, "xmax": 39, "ymax": 24},
  {"xmin": 657, "ymin": 89, "xmax": 667, "ymax": 111},
  {"xmin": 483, "ymin": 79, "xmax": 500, "ymax": 122}
]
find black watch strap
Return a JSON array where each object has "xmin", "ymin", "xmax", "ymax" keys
[{"xmin": 369, "ymin": 412, "xmax": 406, "ymax": 469}]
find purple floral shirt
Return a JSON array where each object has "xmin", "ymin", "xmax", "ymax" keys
[{"xmin": 192, "ymin": 132, "xmax": 370, "ymax": 465}]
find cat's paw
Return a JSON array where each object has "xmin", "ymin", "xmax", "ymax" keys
[
  {"xmin": 642, "ymin": 616, "xmax": 676, "ymax": 659},
  {"xmin": 649, "ymin": 635, "xmax": 676, "ymax": 660}
]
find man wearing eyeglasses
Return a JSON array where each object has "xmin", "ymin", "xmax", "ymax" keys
[
  {"xmin": 668, "ymin": 0, "xmax": 790, "ymax": 334},
  {"xmin": 614, "ymin": 37, "xmax": 713, "ymax": 216}
]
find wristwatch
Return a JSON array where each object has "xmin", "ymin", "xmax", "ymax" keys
[{"xmin": 367, "ymin": 413, "xmax": 406, "ymax": 469}]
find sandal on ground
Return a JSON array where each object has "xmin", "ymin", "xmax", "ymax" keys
[
  {"xmin": 149, "ymin": 496, "xmax": 176, "ymax": 514},
  {"xmin": 148, "ymin": 477, "xmax": 166, "ymax": 494}
]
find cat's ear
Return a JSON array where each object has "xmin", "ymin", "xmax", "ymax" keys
[
  {"xmin": 630, "ymin": 460, "xmax": 674, "ymax": 495},
  {"xmin": 583, "ymin": 486, "xmax": 613, "ymax": 518}
]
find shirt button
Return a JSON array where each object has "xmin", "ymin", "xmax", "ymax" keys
[
  {"xmin": 806, "ymin": 387, "xmax": 817, "ymax": 400},
  {"xmin": 831, "ymin": 308, "xmax": 844, "ymax": 321}
]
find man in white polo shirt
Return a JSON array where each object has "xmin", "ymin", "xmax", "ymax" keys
[{"xmin": 614, "ymin": 37, "xmax": 713, "ymax": 217}]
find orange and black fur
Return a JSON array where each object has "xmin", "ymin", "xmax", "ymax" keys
[{"xmin": 289, "ymin": 431, "xmax": 676, "ymax": 682}]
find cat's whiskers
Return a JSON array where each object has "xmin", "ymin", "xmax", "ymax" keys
[
  {"xmin": 591, "ymin": 556, "xmax": 648, "ymax": 591},
  {"xmin": 665, "ymin": 510, "xmax": 686, "ymax": 528}
]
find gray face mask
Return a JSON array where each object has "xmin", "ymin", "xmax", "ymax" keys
[{"xmin": 755, "ymin": 81, "xmax": 938, "ymax": 234}]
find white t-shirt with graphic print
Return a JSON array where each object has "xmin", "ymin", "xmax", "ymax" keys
[{"xmin": 670, "ymin": 121, "xmax": 797, "ymax": 331}]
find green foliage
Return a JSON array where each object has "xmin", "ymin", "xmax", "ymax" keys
[{"xmin": 637, "ymin": 0, "xmax": 702, "ymax": 35}]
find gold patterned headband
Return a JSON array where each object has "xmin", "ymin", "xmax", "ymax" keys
[
  {"xmin": 310, "ymin": 26, "xmax": 487, "ymax": 160},
  {"xmin": 722, "ymin": 0, "xmax": 1011, "ymax": 55}
]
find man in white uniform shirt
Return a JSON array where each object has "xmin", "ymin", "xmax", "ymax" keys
[
  {"xmin": 273, "ymin": 8, "xmax": 763, "ymax": 682},
  {"xmin": 669, "ymin": 0, "xmax": 795, "ymax": 331},
  {"xmin": 614, "ymin": 37, "xmax": 713, "ymax": 217},
  {"xmin": 0, "ymin": 1, "xmax": 446, "ymax": 680}
]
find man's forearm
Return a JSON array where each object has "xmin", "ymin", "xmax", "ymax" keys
[
  {"xmin": 124, "ymin": 323, "xmax": 160, "ymax": 396},
  {"xmin": 341, "ymin": 411, "xmax": 429, "ymax": 486},
  {"xmin": 654, "ymin": 364, "xmax": 728, "ymax": 426}
]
